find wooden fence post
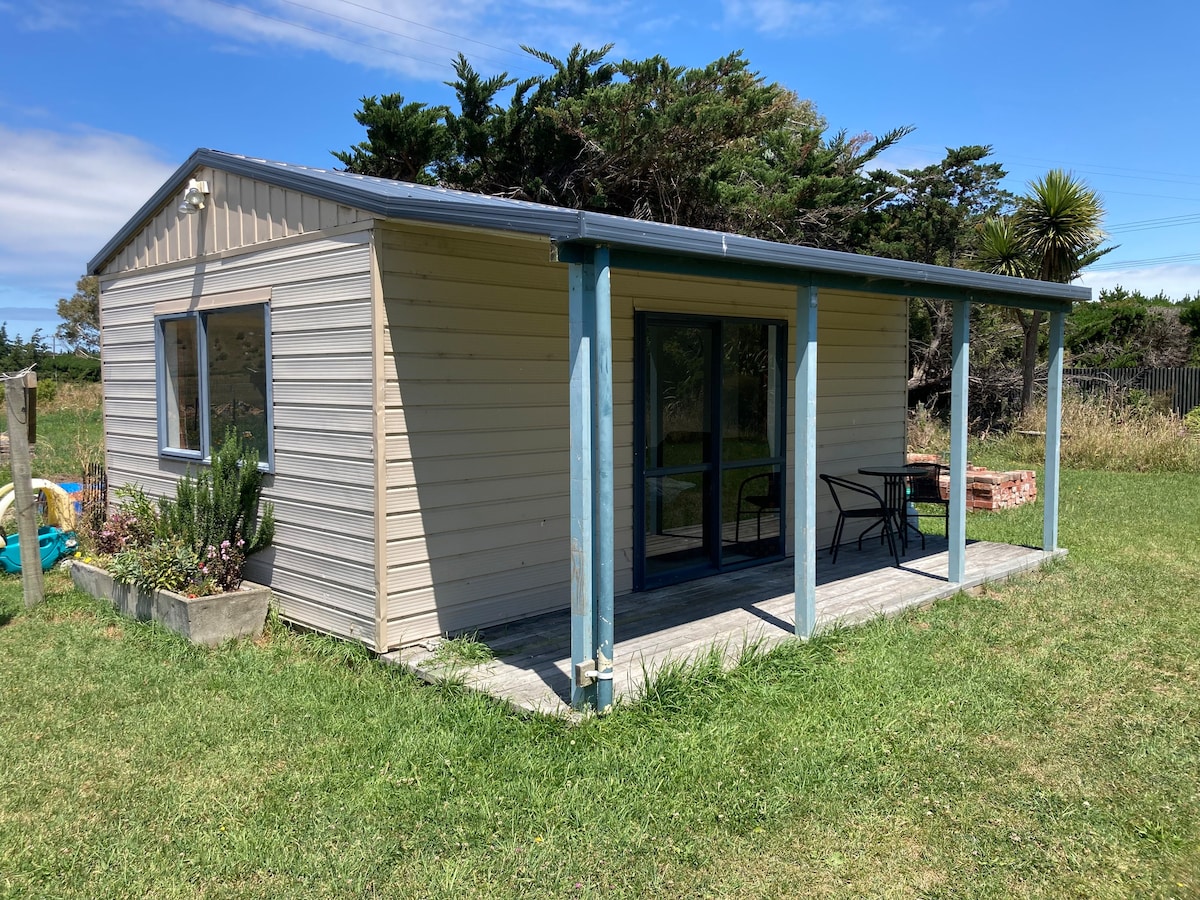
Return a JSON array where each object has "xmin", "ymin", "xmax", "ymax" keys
[{"xmin": 5, "ymin": 371, "xmax": 44, "ymax": 608}]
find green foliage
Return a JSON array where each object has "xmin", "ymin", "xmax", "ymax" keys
[
  {"xmin": 869, "ymin": 144, "xmax": 1014, "ymax": 267},
  {"xmin": 971, "ymin": 169, "xmax": 1115, "ymax": 414},
  {"xmin": 0, "ymin": 323, "xmax": 50, "ymax": 374},
  {"xmin": 1017, "ymin": 169, "xmax": 1115, "ymax": 281},
  {"xmin": 84, "ymin": 432, "xmax": 274, "ymax": 596},
  {"xmin": 430, "ymin": 633, "xmax": 495, "ymax": 666},
  {"xmin": 157, "ymin": 428, "xmax": 275, "ymax": 559},
  {"xmin": 108, "ymin": 538, "xmax": 201, "ymax": 594},
  {"xmin": 334, "ymin": 45, "xmax": 911, "ymax": 252},
  {"xmin": 44, "ymin": 354, "xmax": 101, "ymax": 382},
  {"xmin": 55, "ymin": 275, "xmax": 100, "ymax": 356},
  {"xmin": 880, "ymin": 147, "xmax": 1018, "ymax": 407},
  {"xmin": 330, "ymin": 95, "xmax": 450, "ymax": 184},
  {"xmin": 1067, "ymin": 286, "xmax": 1195, "ymax": 368},
  {"xmin": 1184, "ymin": 405, "xmax": 1200, "ymax": 435}
]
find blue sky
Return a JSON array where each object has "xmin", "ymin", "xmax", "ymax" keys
[{"xmin": 2, "ymin": 0, "xmax": 1198, "ymax": 341}]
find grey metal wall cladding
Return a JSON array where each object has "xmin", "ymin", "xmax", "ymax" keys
[{"xmin": 1065, "ymin": 367, "xmax": 1200, "ymax": 415}]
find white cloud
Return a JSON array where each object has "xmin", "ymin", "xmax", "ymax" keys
[
  {"xmin": 131, "ymin": 0, "xmax": 615, "ymax": 79},
  {"xmin": 0, "ymin": 125, "xmax": 175, "ymax": 287},
  {"xmin": 723, "ymin": 0, "xmax": 898, "ymax": 33},
  {"xmin": 0, "ymin": 0, "xmax": 89, "ymax": 31},
  {"xmin": 1077, "ymin": 264, "xmax": 1200, "ymax": 302}
]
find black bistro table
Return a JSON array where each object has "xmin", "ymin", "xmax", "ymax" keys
[{"xmin": 857, "ymin": 464, "xmax": 930, "ymax": 551}]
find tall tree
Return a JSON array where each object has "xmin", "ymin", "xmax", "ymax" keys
[
  {"xmin": 55, "ymin": 275, "xmax": 100, "ymax": 356},
  {"xmin": 333, "ymin": 46, "xmax": 909, "ymax": 251},
  {"xmin": 974, "ymin": 170, "xmax": 1114, "ymax": 412},
  {"xmin": 865, "ymin": 146, "xmax": 1015, "ymax": 405}
]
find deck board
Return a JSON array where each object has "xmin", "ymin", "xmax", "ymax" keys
[{"xmin": 384, "ymin": 538, "xmax": 1064, "ymax": 716}]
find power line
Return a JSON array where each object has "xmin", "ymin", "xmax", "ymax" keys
[
  {"xmin": 1108, "ymin": 217, "xmax": 1200, "ymax": 235},
  {"xmin": 896, "ymin": 142, "xmax": 1200, "ymax": 203},
  {"xmin": 1099, "ymin": 188, "xmax": 1200, "ymax": 204},
  {"xmin": 898, "ymin": 141, "xmax": 1200, "ymax": 187},
  {"xmin": 1000, "ymin": 153, "xmax": 1200, "ymax": 185},
  {"xmin": 1084, "ymin": 251, "xmax": 1200, "ymax": 272}
]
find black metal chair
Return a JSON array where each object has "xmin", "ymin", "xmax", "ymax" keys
[
  {"xmin": 734, "ymin": 472, "xmax": 781, "ymax": 543},
  {"xmin": 820, "ymin": 474, "xmax": 900, "ymax": 566},
  {"xmin": 905, "ymin": 462, "xmax": 949, "ymax": 549}
]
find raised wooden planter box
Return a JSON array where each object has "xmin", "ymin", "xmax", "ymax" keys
[{"xmin": 69, "ymin": 560, "xmax": 271, "ymax": 646}]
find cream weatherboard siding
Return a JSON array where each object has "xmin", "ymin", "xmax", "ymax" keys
[
  {"xmin": 378, "ymin": 223, "xmax": 571, "ymax": 647},
  {"xmin": 98, "ymin": 229, "xmax": 383, "ymax": 647},
  {"xmin": 104, "ymin": 165, "xmax": 372, "ymax": 275},
  {"xmin": 811, "ymin": 292, "xmax": 909, "ymax": 549},
  {"xmin": 378, "ymin": 223, "xmax": 906, "ymax": 648}
]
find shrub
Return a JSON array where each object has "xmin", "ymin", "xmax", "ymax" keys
[
  {"xmin": 157, "ymin": 428, "xmax": 274, "ymax": 559},
  {"xmin": 86, "ymin": 431, "xmax": 274, "ymax": 596},
  {"xmin": 78, "ymin": 483, "xmax": 161, "ymax": 554},
  {"xmin": 1185, "ymin": 405, "xmax": 1200, "ymax": 436},
  {"xmin": 107, "ymin": 538, "xmax": 201, "ymax": 594}
]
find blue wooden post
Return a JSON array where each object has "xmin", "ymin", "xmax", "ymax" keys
[
  {"xmin": 795, "ymin": 283, "xmax": 818, "ymax": 637},
  {"xmin": 1043, "ymin": 309, "xmax": 1066, "ymax": 552},
  {"xmin": 592, "ymin": 247, "xmax": 615, "ymax": 711},
  {"xmin": 568, "ymin": 257, "xmax": 596, "ymax": 710},
  {"xmin": 947, "ymin": 299, "xmax": 970, "ymax": 585}
]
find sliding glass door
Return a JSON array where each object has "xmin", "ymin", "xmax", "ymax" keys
[{"xmin": 635, "ymin": 314, "xmax": 787, "ymax": 590}]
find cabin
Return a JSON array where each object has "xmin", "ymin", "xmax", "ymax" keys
[{"xmin": 88, "ymin": 150, "xmax": 1085, "ymax": 711}]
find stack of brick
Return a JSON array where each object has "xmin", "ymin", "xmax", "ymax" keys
[
  {"xmin": 964, "ymin": 466, "xmax": 1036, "ymax": 510},
  {"xmin": 905, "ymin": 454, "xmax": 1037, "ymax": 511}
]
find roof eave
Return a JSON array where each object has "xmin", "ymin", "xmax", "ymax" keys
[
  {"xmin": 566, "ymin": 213, "xmax": 1088, "ymax": 310},
  {"xmin": 88, "ymin": 149, "xmax": 1091, "ymax": 312}
]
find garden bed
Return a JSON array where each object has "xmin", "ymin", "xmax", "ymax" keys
[{"xmin": 69, "ymin": 559, "xmax": 271, "ymax": 646}]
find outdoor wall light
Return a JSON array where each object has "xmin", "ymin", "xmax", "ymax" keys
[{"xmin": 178, "ymin": 179, "xmax": 210, "ymax": 214}]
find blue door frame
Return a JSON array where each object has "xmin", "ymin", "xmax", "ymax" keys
[{"xmin": 633, "ymin": 312, "xmax": 789, "ymax": 591}]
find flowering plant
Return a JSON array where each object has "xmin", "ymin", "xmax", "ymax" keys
[{"xmin": 79, "ymin": 430, "xmax": 273, "ymax": 597}]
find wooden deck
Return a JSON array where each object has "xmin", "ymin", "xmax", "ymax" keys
[{"xmin": 385, "ymin": 538, "xmax": 1065, "ymax": 717}]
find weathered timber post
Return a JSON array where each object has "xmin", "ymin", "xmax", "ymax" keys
[{"xmin": 5, "ymin": 370, "xmax": 43, "ymax": 607}]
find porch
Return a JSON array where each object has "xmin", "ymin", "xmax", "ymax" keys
[{"xmin": 389, "ymin": 538, "xmax": 1064, "ymax": 717}]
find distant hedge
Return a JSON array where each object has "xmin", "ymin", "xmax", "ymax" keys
[{"xmin": 41, "ymin": 355, "xmax": 101, "ymax": 382}]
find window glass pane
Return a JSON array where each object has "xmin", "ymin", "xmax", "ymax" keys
[
  {"xmin": 721, "ymin": 323, "xmax": 777, "ymax": 462},
  {"xmin": 205, "ymin": 306, "xmax": 269, "ymax": 460},
  {"xmin": 644, "ymin": 472, "xmax": 711, "ymax": 580},
  {"xmin": 644, "ymin": 323, "xmax": 712, "ymax": 468},
  {"xmin": 723, "ymin": 465, "xmax": 783, "ymax": 564},
  {"xmin": 162, "ymin": 318, "xmax": 200, "ymax": 451}
]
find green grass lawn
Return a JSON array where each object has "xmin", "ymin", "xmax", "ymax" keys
[
  {"xmin": 0, "ymin": 383, "xmax": 103, "ymax": 486},
  {"xmin": 2, "ymin": 466, "xmax": 1198, "ymax": 898}
]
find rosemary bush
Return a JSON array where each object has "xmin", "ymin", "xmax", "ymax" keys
[
  {"xmin": 89, "ymin": 431, "xmax": 275, "ymax": 596},
  {"xmin": 156, "ymin": 428, "xmax": 275, "ymax": 558}
]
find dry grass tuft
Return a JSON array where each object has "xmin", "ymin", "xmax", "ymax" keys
[
  {"xmin": 909, "ymin": 390, "xmax": 1200, "ymax": 473},
  {"xmin": 39, "ymin": 381, "xmax": 102, "ymax": 415}
]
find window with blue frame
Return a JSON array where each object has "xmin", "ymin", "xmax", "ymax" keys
[{"xmin": 157, "ymin": 304, "xmax": 272, "ymax": 467}]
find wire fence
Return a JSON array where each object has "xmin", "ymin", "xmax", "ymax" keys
[{"xmin": 1064, "ymin": 367, "xmax": 1200, "ymax": 416}]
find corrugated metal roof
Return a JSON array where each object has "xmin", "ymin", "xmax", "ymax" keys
[{"xmin": 88, "ymin": 148, "xmax": 1090, "ymax": 309}]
